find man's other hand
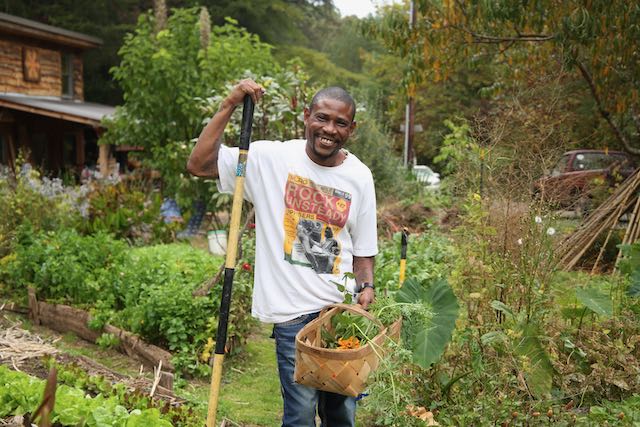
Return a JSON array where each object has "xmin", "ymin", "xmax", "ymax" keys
[{"xmin": 357, "ymin": 287, "xmax": 374, "ymax": 310}]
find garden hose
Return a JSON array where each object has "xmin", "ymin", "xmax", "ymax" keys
[{"xmin": 206, "ymin": 95, "xmax": 254, "ymax": 427}]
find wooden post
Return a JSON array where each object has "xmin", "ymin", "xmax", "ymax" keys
[
  {"xmin": 75, "ymin": 130, "xmax": 84, "ymax": 166},
  {"xmin": 98, "ymin": 143, "xmax": 109, "ymax": 177},
  {"xmin": 28, "ymin": 287, "xmax": 40, "ymax": 325}
]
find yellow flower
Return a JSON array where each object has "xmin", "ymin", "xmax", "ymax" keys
[
  {"xmin": 201, "ymin": 337, "xmax": 215, "ymax": 362},
  {"xmin": 337, "ymin": 336, "xmax": 361, "ymax": 350}
]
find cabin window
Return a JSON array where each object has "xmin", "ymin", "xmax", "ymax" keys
[{"xmin": 61, "ymin": 53, "xmax": 74, "ymax": 98}]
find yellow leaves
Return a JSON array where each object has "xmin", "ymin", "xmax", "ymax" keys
[
  {"xmin": 406, "ymin": 405, "xmax": 439, "ymax": 425},
  {"xmin": 0, "ymin": 253, "xmax": 17, "ymax": 266},
  {"xmin": 407, "ymin": 82, "xmax": 417, "ymax": 98},
  {"xmin": 433, "ymin": 59, "xmax": 442, "ymax": 83},
  {"xmin": 201, "ymin": 337, "xmax": 215, "ymax": 362}
]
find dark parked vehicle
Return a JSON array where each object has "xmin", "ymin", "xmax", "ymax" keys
[{"xmin": 533, "ymin": 149, "xmax": 637, "ymax": 207}]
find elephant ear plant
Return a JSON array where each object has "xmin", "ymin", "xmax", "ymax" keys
[
  {"xmin": 341, "ymin": 275, "xmax": 460, "ymax": 368},
  {"xmin": 353, "ymin": 276, "xmax": 459, "ymax": 426}
]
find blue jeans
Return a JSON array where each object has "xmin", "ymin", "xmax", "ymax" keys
[{"xmin": 273, "ymin": 312, "xmax": 356, "ymax": 427}]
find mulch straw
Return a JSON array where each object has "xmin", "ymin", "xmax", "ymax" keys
[{"xmin": 0, "ymin": 317, "xmax": 59, "ymax": 369}]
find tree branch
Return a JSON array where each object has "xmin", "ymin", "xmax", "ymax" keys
[
  {"xmin": 449, "ymin": 24, "xmax": 555, "ymax": 43},
  {"xmin": 632, "ymin": 106, "xmax": 640, "ymax": 136},
  {"xmin": 576, "ymin": 61, "xmax": 640, "ymax": 155}
]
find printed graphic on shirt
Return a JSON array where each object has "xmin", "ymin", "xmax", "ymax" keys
[{"xmin": 283, "ymin": 173, "xmax": 351, "ymax": 274}]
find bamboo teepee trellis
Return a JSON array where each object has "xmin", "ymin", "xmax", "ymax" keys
[{"xmin": 555, "ymin": 168, "xmax": 640, "ymax": 272}]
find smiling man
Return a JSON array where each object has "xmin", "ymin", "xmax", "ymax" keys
[{"xmin": 187, "ymin": 79, "xmax": 377, "ymax": 426}]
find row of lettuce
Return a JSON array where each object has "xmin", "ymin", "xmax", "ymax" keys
[{"xmin": 0, "ymin": 363, "xmax": 202, "ymax": 426}]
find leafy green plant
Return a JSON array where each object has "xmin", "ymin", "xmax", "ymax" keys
[
  {"xmin": 96, "ymin": 333, "xmax": 121, "ymax": 349},
  {"xmin": 396, "ymin": 277, "xmax": 459, "ymax": 368},
  {"xmin": 79, "ymin": 180, "xmax": 177, "ymax": 245},
  {"xmin": 0, "ymin": 228, "xmax": 129, "ymax": 304},
  {"xmin": 103, "ymin": 8, "xmax": 279, "ymax": 202},
  {"xmin": 0, "ymin": 365, "xmax": 174, "ymax": 426},
  {"xmin": 0, "ymin": 227, "xmax": 255, "ymax": 377},
  {"xmin": 375, "ymin": 231, "xmax": 453, "ymax": 292},
  {"xmin": 320, "ymin": 311, "xmax": 379, "ymax": 350},
  {"xmin": 0, "ymin": 164, "xmax": 81, "ymax": 258}
]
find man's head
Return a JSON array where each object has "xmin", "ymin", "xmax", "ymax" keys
[{"xmin": 303, "ymin": 87, "xmax": 357, "ymax": 167}]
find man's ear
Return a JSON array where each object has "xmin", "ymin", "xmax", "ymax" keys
[
  {"xmin": 303, "ymin": 107, "xmax": 311, "ymax": 122},
  {"xmin": 349, "ymin": 120, "xmax": 357, "ymax": 135}
]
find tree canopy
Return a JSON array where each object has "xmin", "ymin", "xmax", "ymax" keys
[{"xmin": 366, "ymin": 1, "xmax": 640, "ymax": 154}]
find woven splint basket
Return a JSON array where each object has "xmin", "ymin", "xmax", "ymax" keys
[{"xmin": 294, "ymin": 303, "xmax": 402, "ymax": 397}]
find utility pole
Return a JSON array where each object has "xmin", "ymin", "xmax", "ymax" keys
[{"xmin": 403, "ymin": 0, "xmax": 417, "ymax": 168}]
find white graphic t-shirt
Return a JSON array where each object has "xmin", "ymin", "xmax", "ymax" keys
[{"xmin": 217, "ymin": 139, "xmax": 378, "ymax": 323}]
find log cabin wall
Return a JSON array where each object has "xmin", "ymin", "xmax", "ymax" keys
[
  {"xmin": 0, "ymin": 12, "xmax": 114, "ymax": 178},
  {"xmin": 0, "ymin": 36, "xmax": 84, "ymax": 101}
]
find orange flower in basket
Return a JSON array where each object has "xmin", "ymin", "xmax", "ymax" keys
[{"xmin": 337, "ymin": 336, "xmax": 361, "ymax": 350}]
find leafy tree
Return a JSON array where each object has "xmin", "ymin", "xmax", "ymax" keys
[
  {"xmin": 367, "ymin": 1, "xmax": 640, "ymax": 154},
  {"xmin": 102, "ymin": 8, "xmax": 277, "ymax": 202}
]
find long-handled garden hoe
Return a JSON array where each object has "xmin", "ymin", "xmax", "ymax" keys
[
  {"xmin": 399, "ymin": 227, "xmax": 408, "ymax": 287},
  {"xmin": 206, "ymin": 95, "xmax": 255, "ymax": 427}
]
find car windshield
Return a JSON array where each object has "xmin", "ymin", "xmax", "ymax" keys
[
  {"xmin": 572, "ymin": 153, "xmax": 628, "ymax": 171},
  {"xmin": 412, "ymin": 166, "xmax": 439, "ymax": 184},
  {"xmin": 551, "ymin": 154, "xmax": 571, "ymax": 176}
]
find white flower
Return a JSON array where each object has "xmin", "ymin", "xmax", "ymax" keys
[
  {"xmin": 534, "ymin": 216, "xmax": 543, "ymax": 224},
  {"xmin": 517, "ymin": 238, "xmax": 523, "ymax": 245},
  {"xmin": 546, "ymin": 227, "xmax": 556, "ymax": 236}
]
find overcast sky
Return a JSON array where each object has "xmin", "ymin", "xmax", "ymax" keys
[{"xmin": 332, "ymin": 0, "xmax": 399, "ymax": 18}]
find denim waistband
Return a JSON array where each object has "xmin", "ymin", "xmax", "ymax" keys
[{"xmin": 274, "ymin": 311, "xmax": 320, "ymax": 327}]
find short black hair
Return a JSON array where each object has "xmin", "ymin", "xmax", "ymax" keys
[{"xmin": 309, "ymin": 87, "xmax": 356, "ymax": 121}]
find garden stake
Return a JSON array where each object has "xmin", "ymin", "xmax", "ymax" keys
[
  {"xmin": 399, "ymin": 228, "xmax": 408, "ymax": 287},
  {"xmin": 206, "ymin": 95, "xmax": 254, "ymax": 427}
]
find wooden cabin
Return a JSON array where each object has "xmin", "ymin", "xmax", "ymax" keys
[{"xmin": 0, "ymin": 12, "xmax": 117, "ymax": 179}]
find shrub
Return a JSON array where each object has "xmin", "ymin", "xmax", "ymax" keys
[
  {"xmin": 79, "ymin": 180, "xmax": 178, "ymax": 245},
  {"xmin": 0, "ymin": 167, "xmax": 81, "ymax": 258},
  {"xmin": 1, "ymin": 228, "xmax": 128, "ymax": 305}
]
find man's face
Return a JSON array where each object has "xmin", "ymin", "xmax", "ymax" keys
[{"xmin": 303, "ymin": 98, "xmax": 356, "ymax": 167}]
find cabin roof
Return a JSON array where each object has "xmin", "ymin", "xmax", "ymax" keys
[
  {"xmin": 0, "ymin": 12, "xmax": 102, "ymax": 49},
  {"xmin": 0, "ymin": 92, "xmax": 114, "ymax": 126}
]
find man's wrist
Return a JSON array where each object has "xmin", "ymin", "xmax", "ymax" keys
[
  {"xmin": 219, "ymin": 97, "xmax": 239, "ymax": 112},
  {"xmin": 360, "ymin": 282, "xmax": 375, "ymax": 292}
]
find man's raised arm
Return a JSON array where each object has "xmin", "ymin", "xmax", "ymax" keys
[{"xmin": 186, "ymin": 79, "xmax": 264, "ymax": 178}]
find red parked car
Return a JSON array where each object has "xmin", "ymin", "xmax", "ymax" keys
[{"xmin": 533, "ymin": 149, "xmax": 637, "ymax": 208}]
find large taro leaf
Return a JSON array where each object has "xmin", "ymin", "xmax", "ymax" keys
[
  {"xmin": 628, "ymin": 271, "xmax": 640, "ymax": 297},
  {"xmin": 576, "ymin": 287, "xmax": 613, "ymax": 317},
  {"xmin": 396, "ymin": 277, "xmax": 459, "ymax": 368},
  {"xmin": 515, "ymin": 323, "xmax": 554, "ymax": 398}
]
